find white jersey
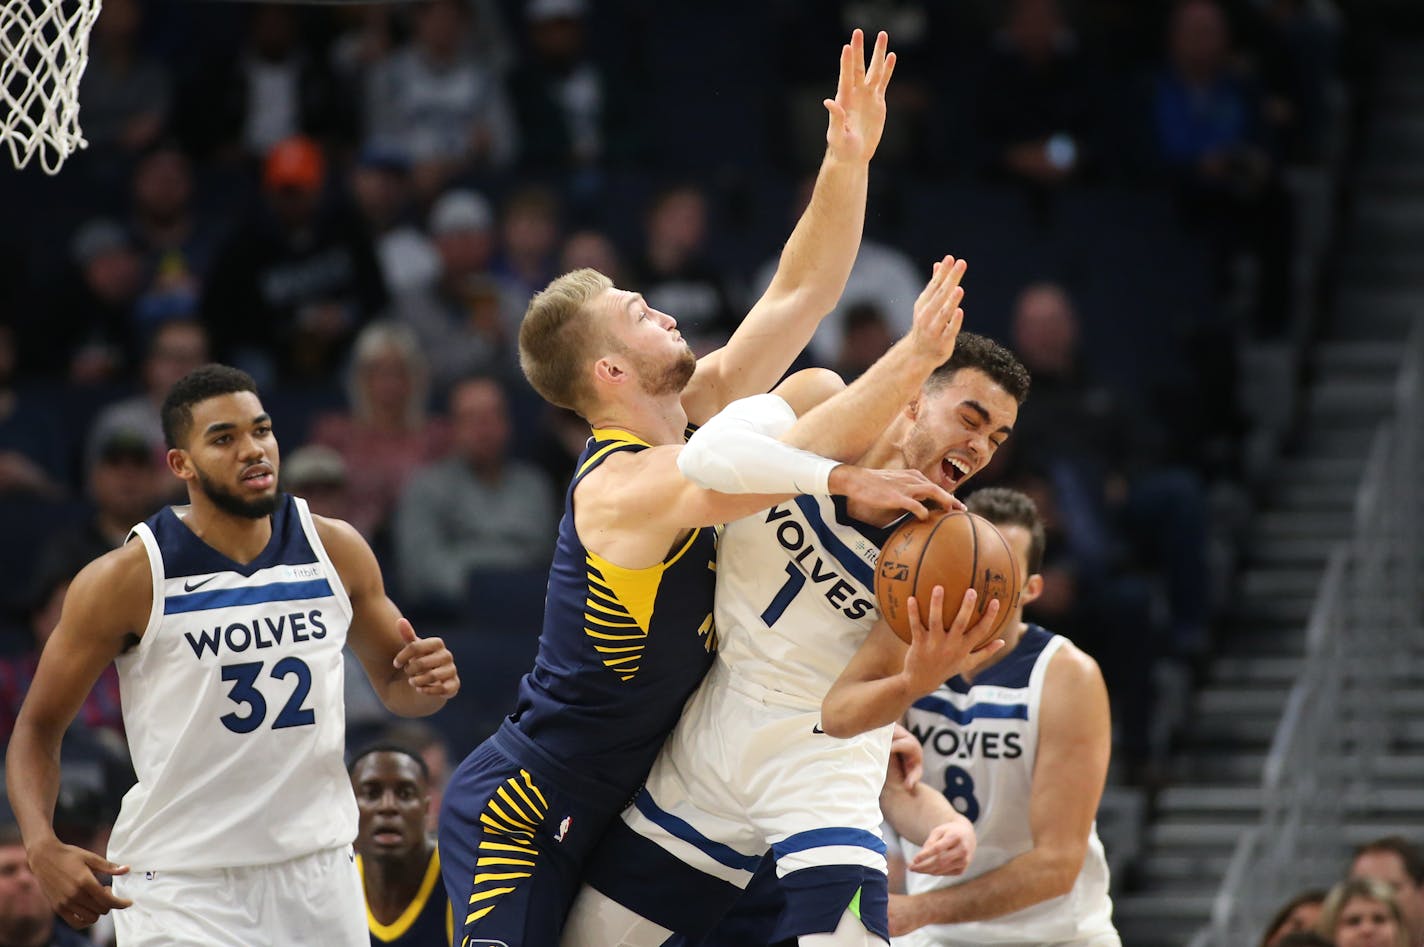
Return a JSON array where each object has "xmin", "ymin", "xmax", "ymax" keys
[
  {"xmin": 714, "ymin": 495, "xmax": 897, "ymax": 707},
  {"xmin": 898, "ymin": 627, "xmax": 1117, "ymax": 946},
  {"xmin": 108, "ymin": 495, "xmax": 358, "ymax": 870}
]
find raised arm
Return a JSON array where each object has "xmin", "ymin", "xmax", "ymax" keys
[
  {"xmin": 888, "ymin": 645, "xmax": 1112, "ymax": 935},
  {"xmin": 6, "ymin": 545, "xmax": 148, "ymax": 927},
  {"xmin": 681, "ymin": 29, "xmax": 895, "ymax": 422},
  {"xmin": 318, "ymin": 516, "xmax": 458, "ymax": 717}
]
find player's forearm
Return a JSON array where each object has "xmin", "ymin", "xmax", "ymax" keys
[
  {"xmin": 768, "ymin": 154, "xmax": 869, "ymax": 315},
  {"xmin": 822, "ymin": 674, "xmax": 917, "ymax": 738},
  {"xmin": 679, "ymin": 396, "xmax": 839, "ymax": 496},
  {"xmin": 904, "ymin": 848, "xmax": 1077, "ymax": 925},
  {"xmin": 5, "ymin": 720, "xmax": 65, "ymax": 850},
  {"xmin": 882, "ymin": 780, "xmax": 961, "ymax": 847},
  {"xmin": 374, "ymin": 674, "xmax": 449, "ymax": 718},
  {"xmin": 783, "ymin": 339, "xmax": 941, "ymax": 461}
]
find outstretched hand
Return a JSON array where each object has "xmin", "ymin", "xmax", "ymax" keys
[
  {"xmin": 28, "ymin": 837, "xmax": 131, "ymax": 929},
  {"xmin": 825, "ymin": 29, "xmax": 896, "ymax": 164},
  {"xmin": 392, "ymin": 618, "xmax": 459, "ymax": 698},
  {"xmin": 907, "ymin": 255, "xmax": 966, "ymax": 365}
]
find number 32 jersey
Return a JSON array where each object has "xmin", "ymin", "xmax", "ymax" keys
[{"xmin": 108, "ymin": 495, "xmax": 357, "ymax": 870}]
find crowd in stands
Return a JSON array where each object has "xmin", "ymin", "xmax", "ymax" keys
[{"xmin": 0, "ymin": 0, "xmax": 1355, "ymax": 851}]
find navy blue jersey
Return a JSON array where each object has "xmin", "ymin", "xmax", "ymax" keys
[
  {"xmin": 506, "ymin": 427, "xmax": 718, "ymax": 799},
  {"xmin": 358, "ymin": 846, "xmax": 452, "ymax": 946}
]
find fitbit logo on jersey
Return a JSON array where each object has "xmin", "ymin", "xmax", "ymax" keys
[
  {"xmin": 184, "ymin": 610, "xmax": 328, "ymax": 658},
  {"xmin": 764, "ymin": 505, "xmax": 874, "ymax": 619},
  {"xmin": 909, "ymin": 723, "xmax": 1024, "ymax": 760}
]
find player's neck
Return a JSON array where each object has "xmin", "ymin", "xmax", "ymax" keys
[
  {"xmin": 962, "ymin": 619, "xmax": 1027, "ymax": 683},
  {"xmin": 586, "ymin": 391, "xmax": 688, "ymax": 447},
  {"xmin": 362, "ymin": 842, "xmax": 433, "ymax": 924},
  {"xmin": 180, "ymin": 495, "xmax": 275, "ymax": 566}
]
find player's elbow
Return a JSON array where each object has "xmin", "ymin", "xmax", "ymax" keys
[
  {"xmin": 818, "ymin": 694, "xmax": 861, "ymax": 739},
  {"xmin": 1039, "ymin": 848, "xmax": 1087, "ymax": 898}
]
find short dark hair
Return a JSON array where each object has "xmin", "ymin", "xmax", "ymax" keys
[
  {"xmin": 160, "ymin": 364, "xmax": 258, "ymax": 449},
  {"xmin": 928, "ymin": 332, "xmax": 1031, "ymax": 405},
  {"xmin": 0, "ymin": 820, "xmax": 21, "ymax": 847},
  {"xmin": 965, "ymin": 487, "xmax": 1046, "ymax": 574},
  {"xmin": 1260, "ymin": 889, "xmax": 1328, "ymax": 947},
  {"xmin": 1354, "ymin": 835, "xmax": 1424, "ymax": 887},
  {"xmin": 348, "ymin": 744, "xmax": 431, "ymax": 783}
]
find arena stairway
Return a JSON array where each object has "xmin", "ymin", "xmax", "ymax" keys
[{"xmin": 1110, "ymin": 36, "xmax": 1424, "ymax": 947}]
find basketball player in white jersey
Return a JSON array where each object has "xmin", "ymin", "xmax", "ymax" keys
[
  {"xmin": 6, "ymin": 365, "xmax": 460, "ymax": 946},
  {"xmin": 562, "ymin": 322, "xmax": 1030, "ymax": 946},
  {"xmin": 878, "ymin": 487, "xmax": 1118, "ymax": 946}
]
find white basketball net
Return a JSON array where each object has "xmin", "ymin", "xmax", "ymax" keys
[{"xmin": 0, "ymin": 0, "xmax": 101, "ymax": 174}]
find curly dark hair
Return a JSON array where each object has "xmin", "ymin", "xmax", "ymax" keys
[
  {"xmin": 160, "ymin": 364, "xmax": 258, "ymax": 449},
  {"xmin": 926, "ymin": 332, "xmax": 1031, "ymax": 405}
]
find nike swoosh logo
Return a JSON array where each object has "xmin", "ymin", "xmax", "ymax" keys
[
  {"xmin": 183, "ymin": 576, "xmax": 218, "ymax": 592},
  {"xmin": 812, "ymin": 723, "xmax": 825, "ymax": 735}
]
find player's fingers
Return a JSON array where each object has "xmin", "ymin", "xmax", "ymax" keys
[
  {"xmin": 903, "ymin": 754, "xmax": 923, "ymax": 789},
  {"xmin": 967, "ymin": 637, "xmax": 1007, "ymax": 668},
  {"xmin": 879, "ymin": 49, "xmax": 897, "ymax": 92},
  {"xmin": 926, "ymin": 584, "xmax": 946, "ymax": 633},
  {"xmin": 905, "ymin": 595, "xmax": 927, "ymax": 639},
  {"xmin": 823, "ymin": 98, "xmax": 847, "ymax": 129},
  {"xmin": 397, "ymin": 617, "xmax": 418, "ymax": 643},
  {"xmin": 895, "ymin": 491, "xmax": 932, "ymax": 520},
  {"xmin": 949, "ymin": 587, "xmax": 978, "ymax": 635},
  {"xmin": 866, "ymin": 30, "xmax": 888, "ymax": 84},
  {"xmin": 82, "ymin": 851, "xmax": 128, "ymax": 877},
  {"xmin": 410, "ymin": 662, "xmax": 457, "ymax": 686},
  {"xmin": 837, "ymin": 37, "xmax": 856, "ymax": 101}
]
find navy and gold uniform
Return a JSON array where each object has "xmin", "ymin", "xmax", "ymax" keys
[
  {"xmin": 358, "ymin": 846, "xmax": 453, "ymax": 946},
  {"xmin": 439, "ymin": 428, "xmax": 719, "ymax": 945}
]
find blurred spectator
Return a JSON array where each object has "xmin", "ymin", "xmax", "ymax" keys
[
  {"xmin": 38, "ymin": 413, "xmax": 165, "ymax": 577},
  {"xmin": 0, "ymin": 562, "xmax": 124, "ymax": 745},
  {"xmin": 76, "ymin": 0, "xmax": 172, "ymax": 156},
  {"xmin": 508, "ymin": 0, "xmax": 637, "ymax": 177},
  {"xmin": 1351, "ymin": 837, "xmax": 1424, "ymax": 947},
  {"xmin": 349, "ymin": 147, "xmax": 440, "ymax": 297},
  {"xmin": 1262, "ymin": 890, "xmax": 1329, "ymax": 947},
  {"xmin": 395, "ymin": 376, "xmax": 555, "ymax": 608},
  {"xmin": 975, "ymin": 0, "xmax": 1100, "ymax": 191},
  {"xmin": 363, "ymin": 0, "xmax": 518, "ymax": 197},
  {"xmin": 0, "ymin": 819, "xmax": 90, "ymax": 947},
  {"xmin": 129, "ymin": 146, "xmax": 216, "ymax": 331},
  {"xmin": 0, "ymin": 326, "xmax": 68, "ymax": 498},
  {"xmin": 492, "ymin": 186, "xmax": 562, "ymax": 310},
  {"xmin": 86, "ymin": 319, "xmax": 210, "ymax": 480},
  {"xmin": 560, "ymin": 228, "xmax": 624, "ymax": 284},
  {"xmin": 750, "ymin": 176, "xmax": 923, "ymax": 366},
  {"xmin": 1154, "ymin": 0, "xmax": 1292, "ymax": 336},
  {"xmin": 282, "ymin": 444, "xmax": 355, "ymax": 522},
  {"xmin": 376, "ymin": 720, "xmax": 451, "ymax": 837},
  {"xmin": 527, "ymin": 404, "xmax": 591, "ymax": 496},
  {"xmin": 234, "ymin": 4, "xmax": 344, "ymax": 157},
  {"xmin": 631, "ymin": 185, "xmax": 739, "ymax": 352},
  {"xmin": 309, "ymin": 322, "xmax": 449, "ymax": 540},
  {"xmin": 833, "ymin": 302, "xmax": 895, "ymax": 382},
  {"xmin": 1320, "ymin": 878, "xmax": 1411, "ymax": 947},
  {"xmin": 40, "ymin": 219, "xmax": 147, "ymax": 385},
  {"xmin": 395, "ymin": 189, "xmax": 524, "ymax": 390},
  {"xmin": 203, "ymin": 136, "xmax": 389, "ymax": 382}
]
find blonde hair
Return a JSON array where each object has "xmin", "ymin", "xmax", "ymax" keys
[
  {"xmin": 347, "ymin": 321, "xmax": 430, "ymax": 429},
  {"xmin": 1319, "ymin": 878, "xmax": 1410, "ymax": 947},
  {"xmin": 518, "ymin": 268, "xmax": 613, "ymax": 415}
]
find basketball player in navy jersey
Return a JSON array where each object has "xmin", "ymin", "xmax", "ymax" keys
[
  {"xmin": 873, "ymin": 488, "xmax": 1119, "ymax": 946},
  {"xmin": 436, "ymin": 30, "xmax": 983, "ymax": 947},
  {"xmin": 351, "ymin": 746, "xmax": 452, "ymax": 946},
  {"xmin": 6, "ymin": 365, "xmax": 459, "ymax": 946}
]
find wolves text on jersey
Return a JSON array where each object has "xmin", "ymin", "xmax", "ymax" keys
[
  {"xmin": 184, "ymin": 610, "xmax": 328, "ymax": 659},
  {"xmin": 908, "ymin": 721, "xmax": 1025, "ymax": 761},
  {"xmin": 764, "ymin": 505, "xmax": 875, "ymax": 620}
]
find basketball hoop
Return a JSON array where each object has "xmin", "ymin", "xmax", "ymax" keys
[{"xmin": 0, "ymin": 0, "xmax": 102, "ymax": 174}]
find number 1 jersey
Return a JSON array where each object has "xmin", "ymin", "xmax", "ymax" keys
[{"xmin": 108, "ymin": 494, "xmax": 356, "ymax": 870}]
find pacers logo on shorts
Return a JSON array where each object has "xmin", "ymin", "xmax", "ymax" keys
[{"xmin": 466, "ymin": 770, "xmax": 547, "ymax": 928}]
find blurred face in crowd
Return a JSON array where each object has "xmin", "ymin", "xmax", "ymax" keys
[
  {"xmin": 0, "ymin": 842, "xmax": 53, "ymax": 944},
  {"xmin": 352, "ymin": 753, "xmax": 429, "ymax": 862},
  {"xmin": 561, "ymin": 230, "xmax": 622, "ymax": 284},
  {"xmin": 530, "ymin": 13, "xmax": 585, "ymax": 67},
  {"xmin": 1012, "ymin": 284, "xmax": 1079, "ymax": 378},
  {"xmin": 145, "ymin": 322, "xmax": 209, "ymax": 400},
  {"xmin": 1265, "ymin": 899, "xmax": 1324, "ymax": 945},
  {"xmin": 174, "ymin": 392, "xmax": 281, "ymax": 519},
  {"xmin": 450, "ymin": 378, "xmax": 511, "ymax": 474},
  {"xmin": 1170, "ymin": 0, "xmax": 1230, "ymax": 81},
  {"xmin": 84, "ymin": 244, "xmax": 145, "ymax": 306},
  {"xmin": 133, "ymin": 149, "xmax": 193, "ymax": 224},
  {"xmin": 415, "ymin": 0, "xmax": 464, "ymax": 62},
  {"xmin": 251, "ymin": 4, "xmax": 298, "ymax": 61},
  {"xmin": 436, "ymin": 226, "xmax": 494, "ymax": 279},
  {"xmin": 360, "ymin": 344, "xmax": 416, "ymax": 421},
  {"xmin": 503, "ymin": 196, "xmax": 560, "ymax": 265},
  {"xmin": 901, "ymin": 368, "xmax": 1018, "ymax": 494},
  {"xmin": 648, "ymin": 189, "xmax": 707, "ymax": 259},
  {"xmin": 1353, "ymin": 851, "xmax": 1424, "ymax": 945},
  {"xmin": 1334, "ymin": 895, "xmax": 1405, "ymax": 947},
  {"xmin": 351, "ymin": 166, "xmax": 407, "ymax": 231},
  {"xmin": 1008, "ymin": 0, "xmax": 1064, "ymax": 64},
  {"xmin": 94, "ymin": 0, "xmax": 140, "ymax": 47},
  {"xmin": 91, "ymin": 446, "xmax": 161, "ymax": 525}
]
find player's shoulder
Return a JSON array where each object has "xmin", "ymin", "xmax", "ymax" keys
[
  {"xmin": 1045, "ymin": 637, "xmax": 1107, "ymax": 694},
  {"xmin": 310, "ymin": 514, "xmax": 378, "ymax": 578},
  {"xmin": 64, "ymin": 540, "xmax": 152, "ymax": 623}
]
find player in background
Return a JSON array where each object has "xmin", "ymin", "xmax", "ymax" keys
[
  {"xmin": 439, "ymin": 30, "xmax": 972, "ymax": 947},
  {"xmin": 351, "ymin": 745, "xmax": 453, "ymax": 946},
  {"xmin": 884, "ymin": 487, "xmax": 1119, "ymax": 946},
  {"xmin": 6, "ymin": 365, "xmax": 459, "ymax": 946},
  {"xmin": 562, "ymin": 325, "xmax": 1028, "ymax": 946}
]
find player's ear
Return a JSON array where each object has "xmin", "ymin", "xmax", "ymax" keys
[
  {"xmin": 592, "ymin": 355, "xmax": 625, "ymax": 387},
  {"xmin": 1020, "ymin": 572, "xmax": 1044, "ymax": 607},
  {"xmin": 166, "ymin": 447, "xmax": 194, "ymax": 482}
]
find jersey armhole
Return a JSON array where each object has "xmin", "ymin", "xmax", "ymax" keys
[
  {"xmin": 124, "ymin": 524, "xmax": 166, "ymax": 657},
  {"xmin": 292, "ymin": 497, "xmax": 356, "ymax": 625}
]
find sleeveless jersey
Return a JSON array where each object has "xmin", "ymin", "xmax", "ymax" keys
[
  {"xmin": 108, "ymin": 495, "xmax": 357, "ymax": 869},
  {"xmin": 507, "ymin": 427, "xmax": 719, "ymax": 798},
  {"xmin": 900, "ymin": 626, "xmax": 1117, "ymax": 945},
  {"xmin": 358, "ymin": 846, "xmax": 453, "ymax": 946},
  {"xmin": 715, "ymin": 495, "xmax": 896, "ymax": 708}
]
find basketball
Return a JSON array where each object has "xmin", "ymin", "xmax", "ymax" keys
[{"xmin": 875, "ymin": 510, "xmax": 1020, "ymax": 647}]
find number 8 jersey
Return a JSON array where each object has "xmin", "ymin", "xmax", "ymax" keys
[{"xmin": 108, "ymin": 495, "xmax": 357, "ymax": 870}]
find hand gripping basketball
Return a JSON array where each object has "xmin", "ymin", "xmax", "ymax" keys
[{"xmin": 900, "ymin": 585, "xmax": 1005, "ymax": 699}]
